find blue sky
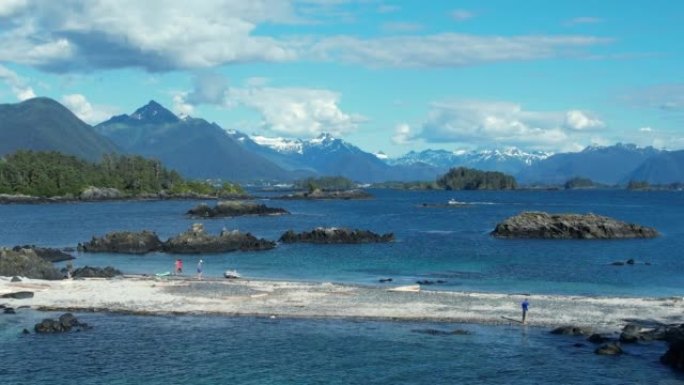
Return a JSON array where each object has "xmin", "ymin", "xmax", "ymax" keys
[{"xmin": 0, "ymin": 0, "xmax": 683, "ymax": 156}]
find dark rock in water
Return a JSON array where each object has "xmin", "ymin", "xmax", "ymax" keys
[
  {"xmin": 279, "ymin": 228, "xmax": 394, "ymax": 244},
  {"xmin": 278, "ymin": 189, "xmax": 372, "ymax": 200},
  {"xmin": 626, "ymin": 258, "xmax": 635, "ymax": 265},
  {"xmin": 416, "ymin": 280, "xmax": 447, "ymax": 285},
  {"xmin": 4, "ymin": 307, "xmax": 16, "ymax": 314},
  {"xmin": 34, "ymin": 313, "xmax": 90, "ymax": 334},
  {"xmin": 620, "ymin": 324, "xmax": 644, "ymax": 343},
  {"xmin": 611, "ymin": 261, "xmax": 625, "ymax": 266},
  {"xmin": 22, "ymin": 328, "xmax": 30, "ymax": 335},
  {"xmin": 11, "ymin": 276, "xmax": 21, "ymax": 282},
  {"xmin": 0, "ymin": 304, "xmax": 5, "ymax": 308},
  {"xmin": 11, "ymin": 245, "xmax": 75, "ymax": 263},
  {"xmin": 379, "ymin": 278, "xmax": 393, "ymax": 283},
  {"xmin": 1, "ymin": 291, "xmax": 34, "ymax": 299},
  {"xmin": 163, "ymin": 223, "xmax": 275, "ymax": 254},
  {"xmin": 550, "ymin": 325, "xmax": 593, "ymax": 336},
  {"xmin": 412, "ymin": 328, "xmax": 472, "ymax": 336},
  {"xmin": 491, "ymin": 211, "xmax": 659, "ymax": 239},
  {"xmin": 79, "ymin": 230, "xmax": 163, "ymax": 254},
  {"xmin": 187, "ymin": 201, "xmax": 289, "ymax": 218},
  {"xmin": 587, "ymin": 334, "xmax": 611, "ymax": 344},
  {"xmin": 595, "ymin": 342, "xmax": 623, "ymax": 355},
  {"xmin": 661, "ymin": 340, "xmax": 684, "ymax": 371},
  {"xmin": 66, "ymin": 266, "xmax": 122, "ymax": 279}
]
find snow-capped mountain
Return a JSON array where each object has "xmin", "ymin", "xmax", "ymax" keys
[{"xmin": 388, "ymin": 148, "xmax": 552, "ymax": 175}]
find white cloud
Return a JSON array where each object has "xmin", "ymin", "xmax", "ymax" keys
[
  {"xmin": 0, "ymin": 1, "xmax": 611, "ymax": 72},
  {"xmin": 185, "ymin": 72, "xmax": 230, "ymax": 105},
  {"xmin": 0, "ymin": 0, "xmax": 27, "ymax": 17},
  {"xmin": 227, "ymin": 86, "xmax": 365, "ymax": 137},
  {"xmin": 310, "ymin": 33, "xmax": 610, "ymax": 68},
  {"xmin": 172, "ymin": 92, "xmax": 194, "ymax": 116},
  {"xmin": 416, "ymin": 100, "xmax": 606, "ymax": 151},
  {"xmin": 392, "ymin": 123, "xmax": 412, "ymax": 145},
  {"xmin": 0, "ymin": 0, "xmax": 301, "ymax": 71},
  {"xmin": 564, "ymin": 110, "xmax": 605, "ymax": 130},
  {"xmin": 639, "ymin": 126, "xmax": 653, "ymax": 132},
  {"xmin": 61, "ymin": 94, "xmax": 118, "ymax": 124},
  {"xmin": 377, "ymin": 4, "xmax": 400, "ymax": 14},
  {"xmin": 0, "ymin": 64, "xmax": 36, "ymax": 101},
  {"xmin": 451, "ymin": 9, "xmax": 474, "ymax": 22}
]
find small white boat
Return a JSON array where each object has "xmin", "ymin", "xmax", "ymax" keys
[
  {"xmin": 224, "ymin": 270, "xmax": 242, "ymax": 279},
  {"xmin": 448, "ymin": 199, "xmax": 466, "ymax": 205}
]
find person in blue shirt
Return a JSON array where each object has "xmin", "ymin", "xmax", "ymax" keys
[{"xmin": 521, "ymin": 299, "xmax": 529, "ymax": 324}]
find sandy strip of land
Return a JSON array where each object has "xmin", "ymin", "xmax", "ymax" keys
[{"xmin": 1, "ymin": 276, "xmax": 682, "ymax": 332}]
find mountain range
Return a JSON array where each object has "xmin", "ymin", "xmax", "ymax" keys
[{"xmin": 1, "ymin": 97, "xmax": 683, "ymax": 185}]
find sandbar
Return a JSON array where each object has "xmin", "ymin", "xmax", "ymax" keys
[{"xmin": 1, "ymin": 276, "xmax": 682, "ymax": 332}]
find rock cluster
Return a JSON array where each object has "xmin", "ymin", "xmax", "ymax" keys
[
  {"xmin": 11, "ymin": 245, "xmax": 74, "ymax": 263},
  {"xmin": 78, "ymin": 231, "xmax": 163, "ymax": 254},
  {"xmin": 0, "ymin": 248, "xmax": 62, "ymax": 280},
  {"xmin": 80, "ymin": 186, "xmax": 122, "ymax": 200},
  {"xmin": 491, "ymin": 211, "xmax": 658, "ymax": 239},
  {"xmin": 278, "ymin": 189, "xmax": 372, "ymax": 200},
  {"xmin": 163, "ymin": 224, "xmax": 275, "ymax": 254},
  {"xmin": 279, "ymin": 227, "xmax": 394, "ymax": 244},
  {"xmin": 81, "ymin": 224, "xmax": 275, "ymax": 255},
  {"xmin": 187, "ymin": 201, "xmax": 288, "ymax": 218},
  {"xmin": 34, "ymin": 313, "xmax": 91, "ymax": 334},
  {"xmin": 67, "ymin": 266, "xmax": 123, "ymax": 278}
]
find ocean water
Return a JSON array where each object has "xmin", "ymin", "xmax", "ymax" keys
[
  {"xmin": 1, "ymin": 190, "xmax": 684, "ymax": 383},
  {"xmin": 1, "ymin": 310, "xmax": 682, "ymax": 385},
  {"xmin": 0, "ymin": 189, "xmax": 682, "ymax": 297}
]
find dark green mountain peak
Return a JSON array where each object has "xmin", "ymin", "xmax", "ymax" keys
[{"xmin": 130, "ymin": 100, "xmax": 179, "ymax": 124}]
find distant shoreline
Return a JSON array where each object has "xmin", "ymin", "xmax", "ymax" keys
[{"xmin": 2, "ymin": 276, "xmax": 682, "ymax": 333}]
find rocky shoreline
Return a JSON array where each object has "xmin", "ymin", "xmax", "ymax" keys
[
  {"xmin": 276, "ymin": 188, "xmax": 372, "ymax": 200},
  {"xmin": 0, "ymin": 190, "xmax": 251, "ymax": 205}
]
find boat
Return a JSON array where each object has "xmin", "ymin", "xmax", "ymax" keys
[
  {"xmin": 224, "ymin": 269, "xmax": 242, "ymax": 279},
  {"xmin": 448, "ymin": 199, "xmax": 467, "ymax": 205}
]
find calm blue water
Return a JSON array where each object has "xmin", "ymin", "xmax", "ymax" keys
[
  {"xmin": 0, "ymin": 189, "xmax": 682, "ymax": 297},
  {"xmin": 2, "ymin": 190, "xmax": 684, "ymax": 383},
  {"xmin": 1, "ymin": 310, "xmax": 681, "ymax": 385}
]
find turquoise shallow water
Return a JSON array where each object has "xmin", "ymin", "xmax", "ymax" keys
[
  {"xmin": 0, "ymin": 189, "xmax": 682, "ymax": 296},
  {"xmin": 1, "ymin": 311, "xmax": 682, "ymax": 385}
]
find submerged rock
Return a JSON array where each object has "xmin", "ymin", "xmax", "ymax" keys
[
  {"xmin": 34, "ymin": 313, "xmax": 91, "ymax": 334},
  {"xmin": 550, "ymin": 325, "xmax": 593, "ymax": 336},
  {"xmin": 491, "ymin": 211, "xmax": 658, "ymax": 239},
  {"xmin": 163, "ymin": 223, "xmax": 276, "ymax": 254},
  {"xmin": 595, "ymin": 342, "xmax": 623, "ymax": 355},
  {"xmin": 279, "ymin": 228, "xmax": 394, "ymax": 244},
  {"xmin": 662, "ymin": 340, "xmax": 684, "ymax": 371},
  {"xmin": 187, "ymin": 201, "xmax": 289, "ymax": 218},
  {"xmin": 78, "ymin": 230, "xmax": 163, "ymax": 254}
]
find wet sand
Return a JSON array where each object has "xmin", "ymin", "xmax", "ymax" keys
[{"xmin": 1, "ymin": 276, "xmax": 682, "ymax": 332}]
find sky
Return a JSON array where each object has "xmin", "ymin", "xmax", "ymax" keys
[{"xmin": 0, "ymin": 0, "xmax": 683, "ymax": 157}]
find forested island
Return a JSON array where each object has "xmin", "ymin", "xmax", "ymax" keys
[{"xmin": 0, "ymin": 150, "xmax": 244, "ymax": 200}]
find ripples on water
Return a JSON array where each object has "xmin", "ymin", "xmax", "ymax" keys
[{"xmin": 1, "ymin": 311, "xmax": 681, "ymax": 385}]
